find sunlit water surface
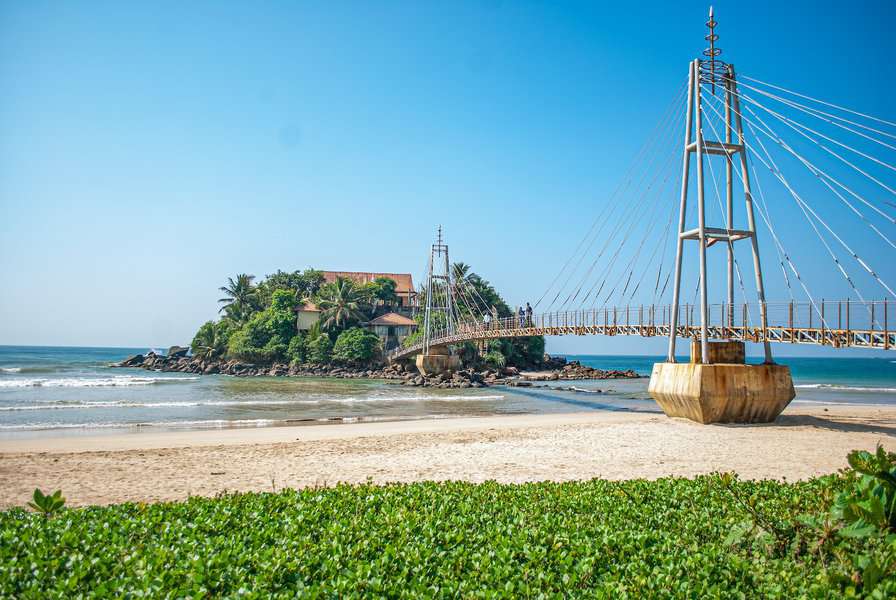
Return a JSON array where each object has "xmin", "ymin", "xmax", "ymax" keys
[{"xmin": 1, "ymin": 346, "xmax": 893, "ymax": 438}]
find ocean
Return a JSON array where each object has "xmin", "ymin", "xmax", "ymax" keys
[{"xmin": 1, "ymin": 345, "xmax": 894, "ymax": 438}]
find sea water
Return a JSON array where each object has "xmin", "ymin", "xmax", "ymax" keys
[{"xmin": 1, "ymin": 345, "xmax": 894, "ymax": 437}]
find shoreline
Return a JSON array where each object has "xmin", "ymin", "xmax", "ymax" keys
[{"xmin": 2, "ymin": 403, "xmax": 895, "ymax": 508}]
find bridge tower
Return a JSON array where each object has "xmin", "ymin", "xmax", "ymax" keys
[
  {"xmin": 649, "ymin": 7, "xmax": 795, "ymax": 423},
  {"xmin": 416, "ymin": 226, "xmax": 461, "ymax": 375}
]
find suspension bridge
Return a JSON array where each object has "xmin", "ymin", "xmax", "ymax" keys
[{"xmin": 387, "ymin": 9, "xmax": 896, "ymax": 423}]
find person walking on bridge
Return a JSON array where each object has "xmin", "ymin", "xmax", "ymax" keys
[
  {"xmin": 483, "ymin": 311, "xmax": 491, "ymax": 330},
  {"xmin": 518, "ymin": 306, "xmax": 525, "ymax": 328},
  {"xmin": 525, "ymin": 302, "xmax": 533, "ymax": 327}
]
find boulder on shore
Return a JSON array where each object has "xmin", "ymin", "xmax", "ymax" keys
[
  {"xmin": 167, "ymin": 346, "xmax": 189, "ymax": 359},
  {"xmin": 116, "ymin": 354, "xmax": 145, "ymax": 367}
]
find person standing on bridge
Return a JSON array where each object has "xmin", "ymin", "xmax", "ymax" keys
[
  {"xmin": 525, "ymin": 302, "xmax": 533, "ymax": 326},
  {"xmin": 518, "ymin": 306, "xmax": 525, "ymax": 328},
  {"xmin": 483, "ymin": 311, "xmax": 491, "ymax": 330},
  {"xmin": 491, "ymin": 306, "xmax": 499, "ymax": 330}
]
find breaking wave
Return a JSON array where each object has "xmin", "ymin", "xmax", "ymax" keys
[
  {"xmin": 0, "ymin": 376, "xmax": 200, "ymax": 388},
  {"xmin": 795, "ymin": 383, "xmax": 896, "ymax": 393},
  {"xmin": 0, "ymin": 394, "xmax": 506, "ymax": 411}
]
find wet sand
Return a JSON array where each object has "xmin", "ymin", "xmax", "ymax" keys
[{"xmin": 2, "ymin": 404, "xmax": 895, "ymax": 507}]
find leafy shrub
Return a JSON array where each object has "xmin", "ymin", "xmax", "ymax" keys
[
  {"xmin": 225, "ymin": 291, "xmax": 298, "ymax": 363},
  {"xmin": 483, "ymin": 350, "xmax": 506, "ymax": 369},
  {"xmin": 190, "ymin": 320, "xmax": 236, "ymax": 361},
  {"xmin": 4, "ymin": 473, "xmax": 891, "ymax": 597},
  {"xmin": 401, "ymin": 330, "xmax": 422, "ymax": 348},
  {"xmin": 332, "ymin": 328, "xmax": 381, "ymax": 365},
  {"xmin": 306, "ymin": 335, "xmax": 333, "ymax": 364},
  {"xmin": 286, "ymin": 334, "xmax": 306, "ymax": 364},
  {"xmin": 26, "ymin": 489, "xmax": 65, "ymax": 517}
]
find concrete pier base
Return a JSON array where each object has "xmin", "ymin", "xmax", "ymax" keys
[
  {"xmin": 648, "ymin": 362, "xmax": 795, "ymax": 424},
  {"xmin": 415, "ymin": 349, "xmax": 461, "ymax": 376}
]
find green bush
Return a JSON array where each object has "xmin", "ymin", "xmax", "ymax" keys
[
  {"xmin": 3, "ymin": 473, "xmax": 893, "ymax": 597},
  {"xmin": 224, "ymin": 290, "xmax": 298, "ymax": 363},
  {"xmin": 191, "ymin": 319, "xmax": 238, "ymax": 361},
  {"xmin": 306, "ymin": 335, "xmax": 333, "ymax": 364},
  {"xmin": 286, "ymin": 334, "xmax": 306, "ymax": 364},
  {"xmin": 332, "ymin": 328, "xmax": 381, "ymax": 365},
  {"xmin": 483, "ymin": 350, "xmax": 506, "ymax": 369}
]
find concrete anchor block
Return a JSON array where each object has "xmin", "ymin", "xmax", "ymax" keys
[{"xmin": 648, "ymin": 362, "xmax": 795, "ymax": 424}]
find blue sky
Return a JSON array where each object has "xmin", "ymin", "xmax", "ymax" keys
[{"xmin": 1, "ymin": 1, "xmax": 895, "ymax": 357}]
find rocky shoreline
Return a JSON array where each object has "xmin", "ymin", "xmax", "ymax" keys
[{"xmin": 113, "ymin": 351, "xmax": 640, "ymax": 389}]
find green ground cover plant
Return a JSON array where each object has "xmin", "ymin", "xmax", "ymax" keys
[{"xmin": 3, "ymin": 455, "xmax": 895, "ymax": 598}]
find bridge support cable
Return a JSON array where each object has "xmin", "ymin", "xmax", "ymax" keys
[
  {"xmin": 729, "ymin": 92, "xmax": 896, "ymax": 230},
  {"xmin": 741, "ymin": 117, "xmax": 881, "ymax": 320},
  {"xmin": 578, "ymin": 156, "xmax": 677, "ymax": 309},
  {"xmin": 746, "ymin": 154, "xmax": 797, "ymax": 304},
  {"xmin": 730, "ymin": 78, "xmax": 896, "ymax": 149},
  {"xmin": 617, "ymin": 168, "xmax": 681, "ymax": 305},
  {"xmin": 727, "ymin": 85, "xmax": 896, "ymax": 208},
  {"xmin": 583, "ymin": 154, "xmax": 680, "ymax": 310},
  {"xmin": 739, "ymin": 74, "xmax": 896, "ymax": 130},
  {"xmin": 702, "ymin": 92, "xmax": 896, "ymax": 304},
  {"xmin": 736, "ymin": 101, "xmax": 896, "ymax": 251},
  {"xmin": 625, "ymin": 200, "xmax": 678, "ymax": 305},
  {"xmin": 558, "ymin": 100, "xmax": 685, "ymax": 311},
  {"xmin": 702, "ymin": 87, "xmax": 896, "ymax": 258},
  {"xmin": 572, "ymin": 124, "xmax": 683, "ymax": 309},
  {"xmin": 721, "ymin": 89, "xmax": 896, "ymax": 226},
  {"xmin": 590, "ymin": 171, "xmax": 678, "ymax": 310},
  {"xmin": 536, "ymin": 80, "xmax": 688, "ymax": 312}
]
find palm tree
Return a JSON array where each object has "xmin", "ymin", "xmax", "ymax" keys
[
  {"xmin": 451, "ymin": 262, "xmax": 484, "ymax": 318},
  {"xmin": 451, "ymin": 262, "xmax": 472, "ymax": 284},
  {"xmin": 316, "ymin": 277, "xmax": 367, "ymax": 330},
  {"xmin": 218, "ymin": 274, "xmax": 257, "ymax": 322},
  {"xmin": 192, "ymin": 322, "xmax": 226, "ymax": 361}
]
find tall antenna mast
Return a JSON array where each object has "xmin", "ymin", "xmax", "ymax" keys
[{"xmin": 702, "ymin": 6, "xmax": 724, "ymax": 95}]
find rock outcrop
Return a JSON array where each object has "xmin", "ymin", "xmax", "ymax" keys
[
  {"xmin": 521, "ymin": 360, "xmax": 639, "ymax": 381},
  {"xmin": 111, "ymin": 355, "xmax": 639, "ymax": 386}
]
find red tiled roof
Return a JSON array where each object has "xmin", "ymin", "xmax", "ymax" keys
[
  {"xmin": 367, "ymin": 312, "xmax": 418, "ymax": 326},
  {"xmin": 322, "ymin": 271, "xmax": 415, "ymax": 294},
  {"xmin": 295, "ymin": 302, "xmax": 321, "ymax": 312}
]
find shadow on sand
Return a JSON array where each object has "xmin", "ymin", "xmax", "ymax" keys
[{"xmin": 717, "ymin": 413, "xmax": 896, "ymax": 437}]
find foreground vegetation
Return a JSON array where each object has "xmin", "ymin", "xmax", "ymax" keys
[{"xmin": 3, "ymin": 447, "xmax": 896, "ymax": 597}]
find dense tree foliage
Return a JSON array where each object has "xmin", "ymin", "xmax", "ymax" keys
[
  {"xmin": 190, "ymin": 320, "xmax": 236, "ymax": 361},
  {"xmin": 286, "ymin": 335, "xmax": 306, "ymax": 365},
  {"xmin": 226, "ymin": 290, "xmax": 297, "ymax": 363},
  {"xmin": 217, "ymin": 274, "xmax": 258, "ymax": 323},
  {"xmin": 306, "ymin": 334, "xmax": 333, "ymax": 364},
  {"xmin": 332, "ymin": 328, "xmax": 382, "ymax": 365},
  {"xmin": 255, "ymin": 269, "xmax": 325, "ymax": 309},
  {"xmin": 316, "ymin": 278, "xmax": 368, "ymax": 331}
]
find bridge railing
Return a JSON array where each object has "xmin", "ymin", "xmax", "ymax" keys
[{"xmin": 390, "ymin": 300, "xmax": 893, "ymax": 359}]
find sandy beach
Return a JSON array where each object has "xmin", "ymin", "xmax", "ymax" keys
[{"xmin": 1, "ymin": 403, "xmax": 895, "ymax": 508}]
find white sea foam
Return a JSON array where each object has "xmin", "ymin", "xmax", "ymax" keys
[
  {"xmin": 795, "ymin": 383, "xmax": 896, "ymax": 393},
  {"xmin": 0, "ymin": 376, "xmax": 200, "ymax": 388},
  {"xmin": 0, "ymin": 418, "xmax": 281, "ymax": 431},
  {"xmin": 0, "ymin": 394, "xmax": 506, "ymax": 412},
  {"xmin": 792, "ymin": 399, "xmax": 884, "ymax": 406},
  {"xmin": 0, "ymin": 367, "xmax": 22, "ymax": 373}
]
